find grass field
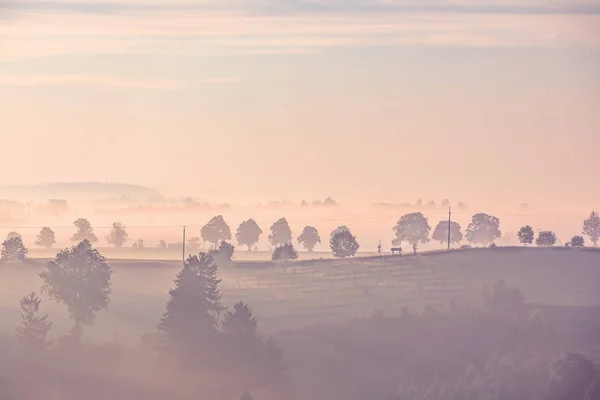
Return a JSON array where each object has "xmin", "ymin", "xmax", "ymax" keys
[{"xmin": 1, "ymin": 247, "xmax": 599, "ymax": 344}]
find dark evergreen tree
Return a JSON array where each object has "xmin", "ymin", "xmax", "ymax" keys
[
  {"xmin": 158, "ymin": 252, "xmax": 225, "ymax": 367},
  {"xmin": 272, "ymin": 243, "xmax": 298, "ymax": 262}
]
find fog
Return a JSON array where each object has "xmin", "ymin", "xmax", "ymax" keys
[{"xmin": 2, "ymin": 0, "xmax": 600, "ymax": 397}]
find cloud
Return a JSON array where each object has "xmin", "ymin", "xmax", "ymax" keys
[
  {"xmin": 0, "ymin": 0, "xmax": 598, "ymax": 62},
  {"xmin": 2, "ymin": 0, "xmax": 600, "ymax": 16}
]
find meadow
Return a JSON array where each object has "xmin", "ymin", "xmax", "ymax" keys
[{"xmin": 1, "ymin": 247, "xmax": 599, "ymax": 344}]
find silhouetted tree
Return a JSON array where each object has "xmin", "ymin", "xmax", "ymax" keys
[
  {"xmin": 15, "ymin": 292, "xmax": 52, "ymax": 350},
  {"xmin": 136, "ymin": 239, "xmax": 144, "ymax": 248},
  {"xmin": 71, "ymin": 218, "xmax": 98, "ymax": 243},
  {"xmin": 236, "ymin": 219, "xmax": 263, "ymax": 251},
  {"xmin": 583, "ymin": 211, "xmax": 600, "ymax": 246},
  {"xmin": 40, "ymin": 240, "xmax": 112, "ymax": 338},
  {"xmin": 222, "ymin": 301, "xmax": 263, "ymax": 385},
  {"xmin": 159, "ymin": 239, "xmax": 167, "ymax": 248},
  {"xmin": 1, "ymin": 236, "xmax": 27, "ymax": 262},
  {"xmin": 571, "ymin": 235, "xmax": 585, "ymax": 247},
  {"xmin": 330, "ymin": 229, "xmax": 360, "ymax": 258},
  {"xmin": 268, "ymin": 218, "xmax": 292, "ymax": 247},
  {"xmin": 201, "ymin": 215, "xmax": 232, "ymax": 249},
  {"xmin": 536, "ymin": 230, "xmax": 557, "ymax": 247},
  {"xmin": 431, "ymin": 221, "xmax": 462, "ymax": 246},
  {"xmin": 392, "ymin": 212, "xmax": 431, "ymax": 246},
  {"xmin": 209, "ymin": 241, "xmax": 235, "ymax": 266},
  {"xmin": 106, "ymin": 221, "xmax": 129, "ymax": 248},
  {"xmin": 157, "ymin": 253, "xmax": 224, "ymax": 366},
  {"xmin": 187, "ymin": 236, "xmax": 201, "ymax": 251},
  {"xmin": 272, "ymin": 243, "xmax": 298, "ymax": 262},
  {"xmin": 518, "ymin": 225, "xmax": 534, "ymax": 246},
  {"xmin": 297, "ymin": 226, "xmax": 321, "ymax": 252},
  {"xmin": 441, "ymin": 199, "xmax": 450, "ymax": 208},
  {"xmin": 465, "ymin": 213, "xmax": 501, "ymax": 246},
  {"xmin": 34, "ymin": 227, "xmax": 56, "ymax": 248}
]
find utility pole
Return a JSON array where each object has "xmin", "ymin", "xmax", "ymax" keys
[
  {"xmin": 447, "ymin": 207, "xmax": 452, "ymax": 250},
  {"xmin": 182, "ymin": 225, "xmax": 186, "ymax": 265}
]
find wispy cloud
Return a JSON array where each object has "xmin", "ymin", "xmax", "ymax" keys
[{"xmin": 1, "ymin": 0, "xmax": 599, "ymax": 62}]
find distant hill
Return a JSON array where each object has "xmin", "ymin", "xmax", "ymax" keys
[{"xmin": 0, "ymin": 182, "xmax": 163, "ymax": 201}]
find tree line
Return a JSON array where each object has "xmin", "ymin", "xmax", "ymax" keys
[{"xmin": 2, "ymin": 211, "xmax": 599, "ymax": 265}]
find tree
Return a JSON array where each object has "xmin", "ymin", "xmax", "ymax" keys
[
  {"xmin": 106, "ymin": 221, "xmax": 129, "ymax": 248},
  {"xmin": 6, "ymin": 231, "xmax": 21, "ymax": 240},
  {"xmin": 431, "ymin": 221, "xmax": 462, "ymax": 246},
  {"xmin": 536, "ymin": 230, "xmax": 557, "ymax": 247},
  {"xmin": 187, "ymin": 236, "xmax": 201, "ymax": 251},
  {"xmin": 15, "ymin": 292, "xmax": 52, "ymax": 350},
  {"xmin": 465, "ymin": 213, "xmax": 501, "ymax": 246},
  {"xmin": 268, "ymin": 218, "xmax": 292, "ymax": 247},
  {"xmin": 222, "ymin": 301, "xmax": 263, "ymax": 384},
  {"xmin": 330, "ymin": 229, "xmax": 360, "ymax": 258},
  {"xmin": 159, "ymin": 239, "xmax": 167, "ymax": 248},
  {"xmin": 35, "ymin": 227, "xmax": 56, "ymax": 248},
  {"xmin": 209, "ymin": 241, "xmax": 235, "ymax": 266},
  {"xmin": 40, "ymin": 240, "xmax": 112, "ymax": 337},
  {"xmin": 157, "ymin": 253, "xmax": 224, "ymax": 366},
  {"xmin": 441, "ymin": 199, "xmax": 450, "ymax": 208},
  {"xmin": 236, "ymin": 219, "xmax": 263, "ymax": 251},
  {"xmin": 330, "ymin": 225, "xmax": 349, "ymax": 240},
  {"xmin": 297, "ymin": 226, "xmax": 321, "ymax": 252},
  {"xmin": 201, "ymin": 215, "xmax": 232, "ymax": 249},
  {"xmin": 517, "ymin": 225, "xmax": 534, "ymax": 246},
  {"xmin": 583, "ymin": 211, "xmax": 600, "ymax": 246},
  {"xmin": 1, "ymin": 236, "xmax": 28, "ymax": 262},
  {"xmin": 71, "ymin": 218, "xmax": 98, "ymax": 243},
  {"xmin": 570, "ymin": 235, "xmax": 585, "ymax": 247},
  {"xmin": 272, "ymin": 243, "xmax": 298, "ymax": 262},
  {"xmin": 392, "ymin": 212, "xmax": 431, "ymax": 246}
]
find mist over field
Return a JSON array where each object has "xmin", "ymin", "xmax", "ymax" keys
[{"xmin": 1, "ymin": 0, "xmax": 599, "ymax": 397}]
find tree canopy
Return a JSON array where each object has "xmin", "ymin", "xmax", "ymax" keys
[
  {"xmin": 330, "ymin": 229, "xmax": 360, "ymax": 258},
  {"xmin": 517, "ymin": 225, "xmax": 534, "ymax": 246},
  {"xmin": 1, "ymin": 236, "xmax": 28, "ymax": 262},
  {"xmin": 392, "ymin": 212, "xmax": 431, "ymax": 246},
  {"xmin": 71, "ymin": 218, "xmax": 98, "ymax": 243},
  {"xmin": 35, "ymin": 227, "xmax": 56, "ymax": 248},
  {"xmin": 40, "ymin": 240, "xmax": 112, "ymax": 336},
  {"xmin": 268, "ymin": 218, "xmax": 292, "ymax": 247},
  {"xmin": 465, "ymin": 213, "xmax": 501, "ymax": 246},
  {"xmin": 272, "ymin": 243, "xmax": 298, "ymax": 262},
  {"xmin": 536, "ymin": 230, "xmax": 557, "ymax": 247},
  {"xmin": 570, "ymin": 235, "xmax": 585, "ymax": 247},
  {"xmin": 201, "ymin": 215, "xmax": 232, "ymax": 248},
  {"xmin": 297, "ymin": 226, "xmax": 321, "ymax": 252},
  {"xmin": 583, "ymin": 211, "xmax": 600, "ymax": 246},
  {"xmin": 236, "ymin": 219, "xmax": 263, "ymax": 251},
  {"xmin": 106, "ymin": 221, "xmax": 129, "ymax": 248},
  {"xmin": 431, "ymin": 221, "xmax": 462, "ymax": 246}
]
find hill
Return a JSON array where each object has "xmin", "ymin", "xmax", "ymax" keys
[
  {"xmin": 0, "ymin": 182, "xmax": 163, "ymax": 201},
  {"xmin": 0, "ymin": 247, "xmax": 598, "ymax": 343}
]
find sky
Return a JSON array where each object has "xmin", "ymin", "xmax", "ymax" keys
[{"xmin": 0, "ymin": 0, "xmax": 599, "ymax": 207}]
